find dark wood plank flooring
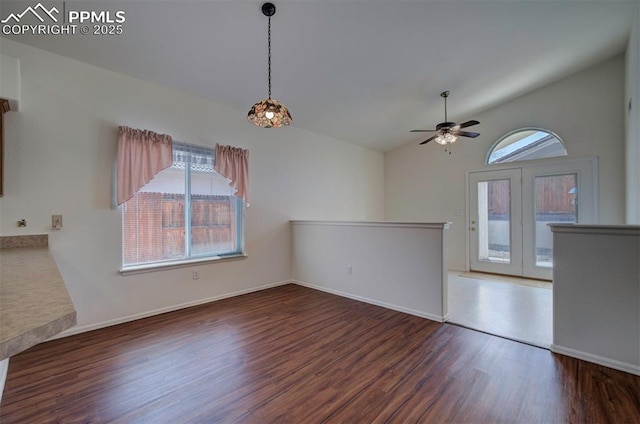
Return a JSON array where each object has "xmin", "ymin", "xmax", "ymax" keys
[{"xmin": 1, "ymin": 284, "xmax": 638, "ymax": 423}]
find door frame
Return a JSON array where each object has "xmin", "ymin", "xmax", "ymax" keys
[{"xmin": 465, "ymin": 156, "xmax": 599, "ymax": 276}]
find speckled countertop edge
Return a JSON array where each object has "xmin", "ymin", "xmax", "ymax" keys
[
  {"xmin": 0, "ymin": 234, "xmax": 48, "ymax": 249},
  {"xmin": 0, "ymin": 311, "xmax": 77, "ymax": 360},
  {"xmin": 0, "ymin": 235, "xmax": 78, "ymax": 360}
]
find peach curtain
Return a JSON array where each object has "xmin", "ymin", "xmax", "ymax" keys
[
  {"xmin": 116, "ymin": 126, "xmax": 173, "ymax": 206},
  {"xmin": 214, "ymin": 144, "xmax": 249, "ymax": 204}
]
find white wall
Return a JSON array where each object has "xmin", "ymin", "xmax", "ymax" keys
[
  {"xmin": 625, "ymin": 12, "xmax": 640, "ymax": 224},
  {"xmin": 0, "ymin": 39, "xmax": 384, "ymax": 333},
  {"xmin": 291, "ymin": 221, "xmax": 449, "ymax": 321},
  {"xmin": 0, "ymin": 53, "xmax": 20, "ymax": 109},
  {"xmin": 385, "ymin": 56, "xmax": 626, "ymax": 270},
  {"xmin": 550, "ymin": 225, "xmax": 640, "ymax": 375}
]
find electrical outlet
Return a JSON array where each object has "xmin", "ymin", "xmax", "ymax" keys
[
  {"xmin": 347, "ymin": 265, "xmax": 353, "ymax": 275},
  {"xmin": 52, "ymin": 215, "xmax": 63, "ymax": 230},
  {"xmin": 192, "ymin": 271, "xmax": 199, "ymax": 280}
]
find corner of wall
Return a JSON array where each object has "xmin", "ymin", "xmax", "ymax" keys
[{"xmin": 625, "ymin": 10, "xmax": 640, "ymax": 224}]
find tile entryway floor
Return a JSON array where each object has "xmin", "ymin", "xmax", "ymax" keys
[{"xmin": 447, "ymin": 272, "xmax": 552, "ymax": 348}]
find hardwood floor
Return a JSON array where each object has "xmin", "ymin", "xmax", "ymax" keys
[{"xmin": 1, "ymin": 284, "xmax": 638, "ymax": 423}]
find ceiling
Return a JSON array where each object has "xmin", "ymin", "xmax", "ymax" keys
[{"xmin": 1, "ymin": 0, "xmax": 638, "ymax": 151}]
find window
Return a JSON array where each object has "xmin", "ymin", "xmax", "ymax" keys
[
  {"xmin": 487, "ymin": 128, "xmax": 567, "ymax": 164},
  {"xmin": 122, "ymin": 142, "xmax": 244, "ymax": 268}
]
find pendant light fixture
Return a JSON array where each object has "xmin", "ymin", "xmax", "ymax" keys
[{"xmin": 247, "ymin": 2, "xmax": 292, "ymax": 128}]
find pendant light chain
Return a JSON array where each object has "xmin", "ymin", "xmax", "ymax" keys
[{"xmin": 268, "ymin": 15, "xmax": 271, "ymax": 99}]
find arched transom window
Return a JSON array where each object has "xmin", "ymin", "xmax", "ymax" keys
[{"xmin": 487, "ymin": 128, "xmax": 567, "ymax": 165}]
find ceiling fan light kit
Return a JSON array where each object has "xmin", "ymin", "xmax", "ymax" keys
[
  {"xmin": 435, "ymin": 132, "xmax": 457, "ymax": 145},
  {"xmin": 248, "ymin": 2, "xmax": 293, "ymax": 128},
  {"xmin": 411, "ymin": 91, "xmax": 480, "ymax": 146}
]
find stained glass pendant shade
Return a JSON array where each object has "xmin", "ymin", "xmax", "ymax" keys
[{"xmin": 247, "ymin": 3, "xmax": 292, "ymax": 128}]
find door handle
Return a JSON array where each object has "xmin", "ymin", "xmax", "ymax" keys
[{"xmin": 471, "ymin": 227, "xmax": 476, "ymax": 232}]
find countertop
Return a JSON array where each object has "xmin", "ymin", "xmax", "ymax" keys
[{"xmin": 0, "ymin": 236, "xmax": 77, "ymax": 360}]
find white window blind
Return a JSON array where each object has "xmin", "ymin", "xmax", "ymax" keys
[{"xmin": 122, "ymin": 142, "xmax": 244, "ymax": 267}]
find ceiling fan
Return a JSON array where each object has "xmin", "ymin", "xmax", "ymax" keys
[{"xmin": 411, "ymin": 91, "xmax": 480, "ymax": 145}]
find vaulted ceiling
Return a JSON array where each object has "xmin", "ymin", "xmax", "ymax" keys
[{"xmin": 1, "ymin": 0, "xmax": 637, "ymax": 151}]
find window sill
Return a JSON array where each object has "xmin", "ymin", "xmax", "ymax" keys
[{"xmin": 120, "ymin": 254, "xmax": 247, "ymax": 276}]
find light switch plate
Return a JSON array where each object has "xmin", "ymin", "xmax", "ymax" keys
[{"xmin": 52, "ymin": 214, "xmax": 63, "ymax": 230}]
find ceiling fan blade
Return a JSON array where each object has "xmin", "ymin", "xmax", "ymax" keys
[
  {"xmin": 456, "ymin": 130, "xmax": 480, "ymax": 138},
  {"xmin": 419, "ymin": 134, "xmax": 439, "ymax": 145},
  {"xmin": 458, "ymin": 120, "xmax": 480, "ymax": 129},
  {"xmin": 410, "ymin": 129, "xmax": 437, "ymax": 133}
]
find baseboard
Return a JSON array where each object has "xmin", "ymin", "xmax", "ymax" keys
[
  {"xmin": 447, "ymin": 267, "xmax": 468, "ymax": 273},
  {"xmin": 550, "ymin": 344, "xmax": 640, "ymax": 376},
  {"xmin": 50, "ymin": 280, "xmax": 292, "ymax": 340},
  {"xmin": 291, "ymin": 280, "xmax": 445, "ymax": 323}
]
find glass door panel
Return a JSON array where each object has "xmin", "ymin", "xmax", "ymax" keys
[
  {"xmin": 477, "ymin": 179, "xmax": 512, "ymax": 263},
  {"xmin": 534, "ymin": 174, "xmax": 577, "ymax": 268}
]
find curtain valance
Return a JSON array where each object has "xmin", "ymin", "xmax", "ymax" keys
[
  {"xmin": 116, "ymin": 126, "xmax": 173, "ymax": 206},
  {"xmin": 214, "ymin": 144, "xmax": 249, "ymax": 204}
]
